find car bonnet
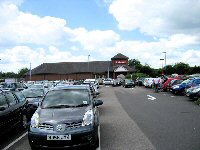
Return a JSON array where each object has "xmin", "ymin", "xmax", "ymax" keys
[{"xmin": 37, "ymin": 105, "xmax": 92, "ymax": 124}]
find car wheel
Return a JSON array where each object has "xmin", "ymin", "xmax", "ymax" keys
[{"xmin": 21, "ymin": 114, "xmax": 28, "ymax": 129}]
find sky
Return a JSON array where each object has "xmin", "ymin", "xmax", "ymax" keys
[{"xmin": 0, "ymin": 0, "xmax": 200, "ymax": 73}]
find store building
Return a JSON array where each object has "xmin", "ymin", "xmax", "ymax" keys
[{"xmin": 25, "ymin": 53, "xmax": 135, "ymax": 81}]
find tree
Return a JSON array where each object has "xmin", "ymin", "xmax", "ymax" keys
[
  {"xmin": 18, "ymin": 68, "xmax": 29, "ymax": 78},
  {"xmin": 128, "ymin": 59, "xmax": 143, "ymax": 72},
  {"xmin": 140, "ymin": 64, "xmax": 154, "ymax": 76},
  {"xmin": 174, "ymin": 62, "xmax": 190, "ymax": 75},
  {"xmin": 4, "ymin": 72, "xmax": 17, "ymax": 78},
  {"xmin": 165, "ymin": 65, "xmax": 175, "ymax": 75},
  {"xmin": 188, "ymin": 65, "xmax": 200, "ymax": 74}
]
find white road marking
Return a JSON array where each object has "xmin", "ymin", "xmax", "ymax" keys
[
  {"xmin": 96, "ymin": 125, "xmax": 101, "ymax": 150},
  {"xmin": 3, "ymin": 128, "xmax": 101, "ymax": 150},
  {"xmin": 147, "ymin": 95, "xmax": 156, "ymax": 100},
  {"xmin": 2, "ymin": 132, "xmax": 28, "ymax": 150}
]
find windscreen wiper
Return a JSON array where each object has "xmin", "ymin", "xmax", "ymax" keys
[
  {"xmin": 74, "ymin": 103, "xmax": 89, "ymax": 107},
  {"xmin": 44, "ymin": 104, "xmax": 74, "ymax": 108}
]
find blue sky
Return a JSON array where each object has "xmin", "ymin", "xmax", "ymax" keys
[{"xmin": 0, "ymin": 0, "xmax": 200, "ymax": 73}]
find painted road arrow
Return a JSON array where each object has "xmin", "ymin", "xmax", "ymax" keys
[{"xmin": 147, "ymin": 95, "xmax": 156, "ymax": 100}]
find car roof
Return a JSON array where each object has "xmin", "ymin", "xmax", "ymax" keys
[{"xmin": 51, "ymin": 85, "xmax": 90, "ymax": 91}]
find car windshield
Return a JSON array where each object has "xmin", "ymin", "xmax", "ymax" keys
[
  {"xmin": 41, "ymin": 89, "xmax": 90, "ymax": 108},
  {"xmin": 22, "ymin": 89, "xmax": 44, "ymax": 98},
  {"xmin": 29, "ymin": 84, "xmax": 43, "ymax": 89},
  {"xmin": 181, "ymin": 79, "xmax": 191, "ymax": 84},
  {"xmin": 125, "ymin": 79, "xmax": 132, "ymax": 83}
]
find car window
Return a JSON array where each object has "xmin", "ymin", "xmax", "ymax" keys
[
  {"xmin": 15, "ymin": 92, "xmax": 26, "ymax": 102},
  {"xmin": 6, "ymin": 93, "xmax": 17, "ymax": 106},
  {"xmin": 42, "ymin": 89, "xmax": 90, "ymax": 108},
  {"xmin": 0, "ymin": 94, "xmax": 9, "ymax": 108},
  {"xmin": 22, "ymin": 89, "xmax": 44, "ymax": 98}
]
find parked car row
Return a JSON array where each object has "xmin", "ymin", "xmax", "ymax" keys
[
  {"xmin": 137, "ymin": 76, "xmax": 200, "ymax": 101},
  {"xmin": 0, "ymin": 79, "xmax": 104, "ymax": 149}
]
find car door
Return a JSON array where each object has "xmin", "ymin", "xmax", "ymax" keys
[
  {"xmin": 5, "ymin": 92, "xmax": 22, "ymax": 127},
  {"xmin": 0, "ymin": 94, "xmax": 10, "ymax": 136}
]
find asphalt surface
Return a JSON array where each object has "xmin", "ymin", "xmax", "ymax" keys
[
  {"xmin": 114, "ymin": 86, "xmax": 200, "ymax": 150},
  {"xmin": 100, "ymin": 86, "xmax": 155, "ymax": 150},
  {"xmin": 1, "ymin": 85, "xmax": 200, "ymax": 150}
]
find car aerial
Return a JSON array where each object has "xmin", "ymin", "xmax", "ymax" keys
[
  {"xmin": 123, "ymin": 79, "xmax": 135, "ymax": 88},
  {"xmin": 0, "ymin": 90, "xmax": 28, "ymax": 137},
  {"xmin": 28, "ymin": 85, "xmax": 103, "ymax": 149}
]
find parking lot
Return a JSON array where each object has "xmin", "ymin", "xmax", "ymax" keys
[{"xmin": 1, "ymin": 85, "xmax": 200, "ymax": 150}]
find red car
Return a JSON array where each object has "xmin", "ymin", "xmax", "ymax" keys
[
  {"xmin": 162, "ymin": 77, "xmax": 182, "ymax": 91},
  {"xmin": 163, "ymin": 78, "xmax": 175, "ymax": 91}
]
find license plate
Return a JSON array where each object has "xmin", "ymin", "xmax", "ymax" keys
[{"xmin": 47, "ymin": 135, "xmax": 71, "ymax": 140}]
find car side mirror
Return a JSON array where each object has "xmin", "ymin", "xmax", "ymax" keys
[{"xmin": 94, "ymin": 99, "xmax": 103, "ymax": 106}]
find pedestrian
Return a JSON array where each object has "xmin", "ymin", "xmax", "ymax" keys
[{"xmin": 153, "ymin": 77, "xmax": 160, "ymax": 93}]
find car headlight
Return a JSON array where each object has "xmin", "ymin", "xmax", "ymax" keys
[
  {"xmin": 173, "ymin": 85, "xmax": 179, "ymax": 89},
  {"xmin": 31, "ymin": 112, "xmax": 40, "ymax": 128},
  {"xmin": 82, "ymin": 109, "xmax": 94, "ymax": 126},
  {"xmin": 193, "ymin": 88, "xmax": 200, "ymax": 93}
]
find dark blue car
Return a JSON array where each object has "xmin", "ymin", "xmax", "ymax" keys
[{"xmin": 171, "ymin": 78, "xmax": 200, "ymax": 95}]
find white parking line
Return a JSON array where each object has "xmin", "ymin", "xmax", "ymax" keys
[
  {"xmin": 96, "ymin": 125, "xmax": 101, "ymax": 150},
  {"xmin": 2, "ymin": 132, "xmax": 28, "ymax": 150},
  {"xmin": 3, "ymin": 128, "xmax": 100, "ymax": 150}
]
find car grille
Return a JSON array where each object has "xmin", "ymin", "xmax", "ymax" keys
[
  {"xmin": 38, "ymin": 122, "xmax": 82, "ymax": 131},
  {"xmin": 65, "ymin": 122, "xmax": 82, "ymax": 129},
  {"xmin": 38, "ymin": 123, "xmax": 53, "ymax": 130}
]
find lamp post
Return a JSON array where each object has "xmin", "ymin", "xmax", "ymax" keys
[
  {"xmin": 107, "ymin": 60, "xmax": 110, "ymax": 78},
  {"xmin": 88, "ymin": 55, "xmax": 90, "ymax": 77},
  {"xmin": 160, "ymin": 58, "xmax": 164, "ymax": 75},
  {"xmin": 162, "ymin": 52, "xmax": 166, "ymax": 74},
  {"xmin": 30, "ymin": 63, "xmax": 32, "ymax": 81}
]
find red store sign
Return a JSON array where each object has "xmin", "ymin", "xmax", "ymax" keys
[{"xmin": 115, "ymin": 60, "xmax": 127, "ymax": 64}]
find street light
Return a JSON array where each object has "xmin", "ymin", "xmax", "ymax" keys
[
  {"xmin": 107, "ymin": 60, "xmax": 110, "ymax": 78},
  {"xmin": 88, "ymin": 55, "xmax": 90, "ymax": 77},
  {"xmin": 160, "ymin": 58, "xmax": 164, "ymax": 75},
  {"xmin": 30, "ymin": 63, "xmax": 32, "ymax": 81},
  {"xmin": 162, "ymin": 52, "xmax": 166, "ymax": 74}
]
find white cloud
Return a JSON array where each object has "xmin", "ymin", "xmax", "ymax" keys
[
  {"xmin": 0, "ymin": 46, "xmax": 92, "ymax": 73},
  {"xmin": 0, "ymin": 1, "xmax": 120, "ymax": 50},
  {"xmin": 0, "ymin": 0, "xmax": 200, "ymax": 74},
  {"xmin": 109, "ymin": 0, "xmax": 200, "ymax": 37},
  {"xmin": 71, "ymin": 28, "xmax": 120, "ymax": 51},
  {"xmin": 0, "ymin": 1, "xmax": 72, "ymax": 46},
  {"xmin": 97, "ymin": 37, "xmax": 200, "ymax": 68}
]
